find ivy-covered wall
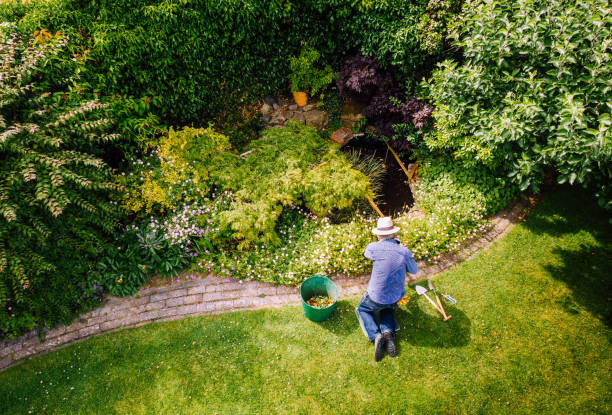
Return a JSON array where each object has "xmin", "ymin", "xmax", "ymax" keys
[{"xmin": 0, "ymin": 0, "xmax": 451, "ymax": 124}]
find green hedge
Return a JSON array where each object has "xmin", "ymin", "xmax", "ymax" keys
[
  {"xmin": 1, "ymin": 0, "xmax": 353, "ymax": 123},
  {"xmin": 0, "ymin": 0, "xmax": 449, "ymax": 124}
]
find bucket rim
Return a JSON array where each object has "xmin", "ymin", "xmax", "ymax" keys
[{"xmin": 299, "ymin": 275, "xmax": 339, "ymax": 306}]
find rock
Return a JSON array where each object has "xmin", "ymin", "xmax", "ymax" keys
[
  {"xmin": 303, "ymin": 110, "xmax": 328, "ymax": 129},
  {"xmin": 330, "ymin": 127, "xmax": 354, "ymax": 146},
  {"xmin": 264, "ymin": 96, "xmax": 277, "ymax": 106},
  {"xmin": 289, "ymin": 104, "xmax": 298, "ymax": 111},
  {"xmin": 301, "ymin": 104, "xmax": 314, "ymax": 112},
  {"xmin": 261, "ymin": 103, "xmax": 273, "ymax": 116},
  {"xmin": 292, "ymin": 112, "xmax": 306, "ymax": 124},
  {"xmin": 270, "ymin": 113, "xmax": 286, "ymax": 125},
  {"xmin": 342, "ymin": 100, "xmax": 367, "ymax": 115},
  {"xmin": 262, "ymin": 115, "xmax": 271, "ymax": 123},
  {"xmin": 341, "ymin": 112, "xmax": 365, "ymax": 130}
]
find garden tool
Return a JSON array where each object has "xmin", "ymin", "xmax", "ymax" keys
[
  {"xmin": 415, "ymin": 285, "xmax": 445, "ymax": 318},
  {"xmin": 367, "ymin": 196, "xmax": 385, "ymax": 218},
  {"xmin": 428, "ymin": 280, "xmax": 452, "ymax": 322},
  {"xmin": 442, "ymin": 294, "xmax": 457, "ymax": 304}
]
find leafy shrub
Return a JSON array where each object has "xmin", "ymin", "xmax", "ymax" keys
[
  {"xmin": 213, "ymin": 101, "xmax": 264, "ymax": 151},
  {"xmin": 195, "ymin": 205, "xmax": 320, "ymax": 284},
  {"xmin": 397, "ymin": 157, "xmax": 518, "ymax": 261},
  {"xmin": 91, "ymin": 214, "xmax": 194, "ymax": 297},
  {"xmin": 396, "ymin": 202, "xmax": 489, "ymax": 264},
  {"xmin": 217, "ymin": 121, "xmax": 373, "ymax": 248},
  {"xmin": 296, "ymin": 215, "xmax": 376, "ymax": 278},
  {"xmin": 91, "ymin": 194, "xmax": 236, "ymax": 297},
  {"xmin": 416, "ymin": 158, "xmax": 517, "ymax": 215},
  {"xmin": 417, "ymin": 0, "xmax": 464, "ymax": 54},
  {"xmin": 362, "ymin": 96, "xmax": 433, "ymax": 149},
  {"xmin": 195, "ymin": 154, "xmax": 515, "ymax": 285},
  {"xmin": 423, "ymin": 0, "xmax": 611, "ymax": 210},
  {"xmin": 121, "ymin": 126, "xmax": 232, "ymax": 215},
  {"xmin": 195, "ymin": 206, "xmax": 375, "ymax": 285},
  {"xmin": 348, "ymin": 0, "xmax": 427, "ymax": 75},
  {"xmin": 0, "ymin": 32, "xmax": 123, "ymax": 338},
  {"xmin": 322, "ymin": 88, "xmax": 343, "ymax": 131},
  {"xmin": 0, "ymin": 0, "xmax": 356, "ymax": 123},
  {"xmin": 336, "ymin": 55, "xmax": 392, "ymax": 102},
  {"xmin": 122, "ymin": 121, "xmax": 374, "ymax": 249},
  {"xmin": 0, "ymin": 0, "xmax": 459, "ymax": 125},
  {"xmin": 337, "ymin": 55, "xmax": 433, "ymax": 150},
  {"xmin": 289, "ymin": 45, "xmax": 337, "ymax": 96}
]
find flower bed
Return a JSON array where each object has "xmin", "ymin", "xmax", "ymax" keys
[{"xmin": 92, "ymin": 148, "xmax": 516, "ymax": 295}]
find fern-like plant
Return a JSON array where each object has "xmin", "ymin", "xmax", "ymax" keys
[
  {"xmin": 0, "ymin": 32, "xmax": 121, "ymax": 338},
  {"xmin": 217, "ymin": 121, "xmax": 373, "ymax": 248}
]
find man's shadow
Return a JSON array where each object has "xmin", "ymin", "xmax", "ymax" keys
[
  {"xmin": 394, "ymin": 295, "xmax": 471, "ymax": 348},
  {"xmin": 318, "ymin": 297, "xmax": 471, "ymax": 349}
]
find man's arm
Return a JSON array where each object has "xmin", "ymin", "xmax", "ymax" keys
[
  {"xmin": 364, "ymin": 244, "xmax": 374, "ymax": 260},
  {"xmin": 405, "ymin": 249, "xmax": 418, "ymax": 275}
]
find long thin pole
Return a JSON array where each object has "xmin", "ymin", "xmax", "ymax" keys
[
  {"xmin": 385, "ymin": 142, "xmax": 416, "ymax": 183},
  {"xmin": 367, "ymin": 196, "xmax": 384, "ymax": 217}
]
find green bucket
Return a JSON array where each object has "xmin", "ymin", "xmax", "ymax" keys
[{"xmin": 299, "ymin": 276, "xmax": 339, "ymax": 322}]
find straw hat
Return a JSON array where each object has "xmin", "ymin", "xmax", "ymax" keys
[{"xmin": 372, "ymin": 217, "xmax": 399, "ymax": 236}]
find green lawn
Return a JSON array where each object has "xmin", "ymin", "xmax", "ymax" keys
[{"xmin": 1, "ymin": 186, "xmax": 610, "ymax": 414}]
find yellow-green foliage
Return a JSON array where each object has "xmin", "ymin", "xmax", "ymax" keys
[
  {"xmin": 304, "ymin": 149, "xmax": 372, "ymax": 216},
  {"xmin": 123, "ymin": 121, "xmax": 372, "ymax": 248},
  {"xmin": 123, "ymin": 126, "xmax": 231, "ymax": 214},
  {"xmin": 218, "ymin": 121, "xmax": 372, "ymax": 248}
]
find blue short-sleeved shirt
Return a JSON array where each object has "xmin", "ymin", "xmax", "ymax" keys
[{"xmin": 364, "ymin": 238, "xmax": 418, "ymax": 305}]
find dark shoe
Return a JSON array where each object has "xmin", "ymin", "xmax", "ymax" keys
[
  {"xmin": 383, "ymin": 330, "xmax": 397, "ymax": 357},
  {"xmin": 374, "ymin": 333, "xmax": 385, "ymax": 362}
]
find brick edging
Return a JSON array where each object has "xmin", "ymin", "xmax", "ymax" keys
[{"xmin": 0, "ymin": 197, "xmax": 530, "ymax": 372}]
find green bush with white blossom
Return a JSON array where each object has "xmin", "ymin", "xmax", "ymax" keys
[{"xmin": 422, "ymin": 0, "xmax": 611, "ymax": 211}]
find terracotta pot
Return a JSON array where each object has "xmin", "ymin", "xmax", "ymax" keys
[{"xmin": 293, "ymin": 91, "xmax": 307, "ymax": 107}]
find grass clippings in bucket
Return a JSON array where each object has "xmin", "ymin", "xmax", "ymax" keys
[{"xmin": 305, "ymin": 295, "xmax": 334, "ymax": 309}]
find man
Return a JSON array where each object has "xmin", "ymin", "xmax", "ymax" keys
[{"xmin": 355, "ymin": 216, "xmax": 418, "ymax": 362}]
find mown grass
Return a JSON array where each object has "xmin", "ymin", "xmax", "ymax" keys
[{"xmin": 0, "ymin": 186, "xmax": 610, "ymax": 414}]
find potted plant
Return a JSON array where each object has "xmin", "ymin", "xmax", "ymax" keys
[{"xmin": 289, "ymin": 45, "xmax": 337, "ymax": 107}]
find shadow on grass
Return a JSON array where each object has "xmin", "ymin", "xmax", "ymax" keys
[
  {"xmin": 543, "ymin": 244, "xmax": 612, "ymax": 328},
  {"xmin": 523, "ymin": 186, "xmax": 612, "ymax": 328},
  {"xmin": 396, "ymin": 297, "xmax": 471, "ymax": 349},
  {"xmin": 317, "ymin": 298, "xmax": 471, "ymax": 349},
  {"xmin": 316, "ymin": 300, "xmax": 361, "ymax": 337},
  {"xmin": 521, "ymin": 185, "xmax": 609, "ymax": 238}
]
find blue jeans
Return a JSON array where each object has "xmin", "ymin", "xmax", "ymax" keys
[{"xmin": 355, "ymin": 292, "xmax": 399, "ymax": 341}]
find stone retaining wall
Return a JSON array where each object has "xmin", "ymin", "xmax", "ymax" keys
[{"xmin": 0, "ymin": 198, "xmax": 528, "ymax": 372}]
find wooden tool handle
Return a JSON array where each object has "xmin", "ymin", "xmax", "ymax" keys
[
  {"xmin": 434, "ymin": 293, "xmax": 452, "ymax": 322},
  {"xmin": 385, "ymin": 142, "xmax": 416, "ymax": 183},
  {"xmin": 423, "ymin": 293, "xmax": 444, "ymax": 315},
  {"xmin": 367, "ymin": 196, "xmax": 384, "ymax": 218}
]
